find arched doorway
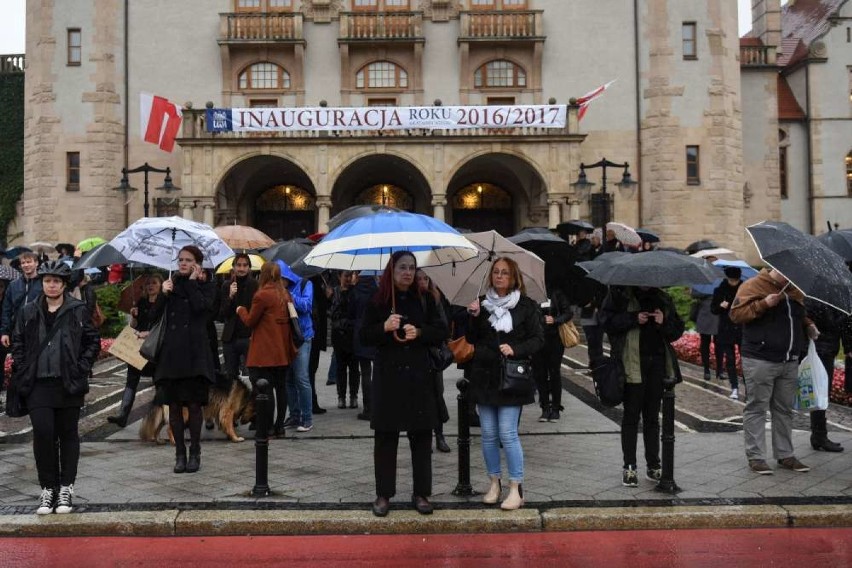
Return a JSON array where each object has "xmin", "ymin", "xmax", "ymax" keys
[
  {"xmin": 215, "ymin": 155, "xmax": 317, "ymax": 240},
  {"xmin": 448, "ymin": 153, "xmax": 547, "ymax": 236},
  {"xmin": 331, "ymin": 154, "xmax": 431, "ymax": 216}
]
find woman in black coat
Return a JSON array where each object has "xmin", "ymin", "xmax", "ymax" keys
[
  {"xmin": 533, "ymin": 286, "xmax": 572, "ymax": 422},
  {"xmin": 711, "ymin": 267, "xmax": 743, "ymax": 399},
  {"xmin": 359, "ymin": 251, "xmax": 447, "ymax": 517},
  {"xmin": 155, "ymin": 245, "xmax": 217, "ymax": 475},
  {"xmin": 466, "ymin": 257, "xmax": 544, "ymax": 511}
]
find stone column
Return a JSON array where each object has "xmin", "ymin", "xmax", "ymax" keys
[
  {"xmin": 181, "ymin": 200, "xmax": 195, "ymax": 221},
  {"xmin": 202, "ymin": 203, "xmax": 215, "ymax": 226},
  {"xmin": 548, "ymin": 199, "xmax": 562, "ymax": 229},
  {"xmin": 567, "ymin": 199, "xmax": 581, "ymax": 221},
  {"xmin": 431, "ymin": 194, "xmax": 447, "ymax": 222},
  {"xmin": 316, "ymin": 197, "xmax": 332, "ymax": 232}
]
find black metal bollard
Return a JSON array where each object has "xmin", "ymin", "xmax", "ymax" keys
[
  {"xmin": 452, "ymin": 378, "xmax": 477, "ymax": 496},
  {"xmin": 251, "ymin": 378, "xmax": 272, "ymax": 497},
  {"xmin": 655, "ymin": 380, "xmax": 681, "ymax": 494}
]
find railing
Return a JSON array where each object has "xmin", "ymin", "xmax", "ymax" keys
[
  {"xmin": 179, "ymin": 108, "xmax": 579, "ymax": 141},
  {"xmin": 459, "ymin": 11, "xmax": 544, "ymax": 40},
  {"xmin": 0, "ymin": 54, "xmax": 25, "ymax": 74},
  {"xmin": 740, "ymin": 45, "xmax": 775, "ymax": 66},
  {"xmin": 339, "ymin": 12, "xmax": 424, "ymax": 41},
  {"xmin": 219, "ymin": 12, "xmax": 303, "ymax": 42}
]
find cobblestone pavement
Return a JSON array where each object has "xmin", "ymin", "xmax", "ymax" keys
[{"xmin": 1, "ymin": 349, "xmax": 851, "ymax": 512}]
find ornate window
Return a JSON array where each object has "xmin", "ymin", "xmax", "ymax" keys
[
  {"xmin": 474, "ymin": 60, "xmax": 526, "ymax": 88},
  {"xmin": 356, "ymin": 184, "xmax": 413, "ymax": 209},
  {"xmin": 356, "ymin": 61, "xmax": 408, "ymax": 89},
  {"xmin": 353, "ymin": 0, "xmax": 410, "ymax": 10},
  {"xmin": 256, "ymin": 185, "xmax": 314, "ymax": 212},
  {"xmin": 453, "ymin": 183, "xmax": 512, "ymax": 210},
  {"xmin": 238, "ymin": 62, "xmax": 291, "ymax": 90}
]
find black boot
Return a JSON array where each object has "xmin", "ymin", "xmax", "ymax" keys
[
  {"xmin": 435, "ymin": 433, "xmax": 451, "ymax": 453},
  {"xmin": 174, "ymin": 447, "xmax": 187, "ymax": 474},
  {"xmin": 810, "ymin": 410, "xmax": 844, "ymax": 452},
  {"xmin": 186, "ymin": 446, "xmax": 201, "ymax": 473},
  {"xmin": 107, "ymin": 387, "xmax": 136, "ymax": 428}
]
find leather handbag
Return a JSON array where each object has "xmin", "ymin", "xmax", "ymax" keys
[
  {"xmin": 287, "ymin": 302, "xmax": 305, "ymax": 348},
  {"xmin": 139, "ymin": 312, "xmax": 167, "ymax": 362},
  {"xmin": 427, "ymin": 342, "xmax": 455, "ymax": 371},
  {"xmin": 5, "ymin": 369, "xmax": 27, "ymax": 418},
  {"xmin": 558, "ymin": 320, "xmax": 581, "ymax": 348},
  {"xmin": 448, "ymin": 335, "xmax": 474, "ymax": 364},
  {"xmin": 499, "ymin": 357, "xmax": 534, "ymax": 396}
]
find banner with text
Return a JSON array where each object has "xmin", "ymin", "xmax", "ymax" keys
[{"xmin": 206, "ymin": 105, "xmax": 567, "ymax": 133}]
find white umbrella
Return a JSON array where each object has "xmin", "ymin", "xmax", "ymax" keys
[
  {"xmin": 423, "ymin": 230, "xmax": 547, "ymax": 306},
  {"xmin": 605, "ymin": 222, "xmax": 642, "ymax": 248},
  {"xmin": 690, "ymin": 247, "xmax": 737, "ymax": 260},
  {"xmin": 108, "ymin": 216, "xmax": 234, "ymax": 270}
]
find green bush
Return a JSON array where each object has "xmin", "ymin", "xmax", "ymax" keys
[
  {"xmin": 668, "ymin": 286, "xmax": 695, "ymax": 330},
  {"xmin": 95, "ymin": 283, "xmax": 128, "ymax": 338}
]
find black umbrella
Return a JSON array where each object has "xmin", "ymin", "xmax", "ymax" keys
[
  {"xmin": 73, "ymin": 243, "xmax": 128, "ymax": 269},
  {"xmin": 4, "ymin": 246, "xmax": 32, "ymax": 259},
  {"xmin": 577, "ymin": 251, "xmax": 631, "ymax": 273},
  {"xmin": 585, "ymin": 250, "xmax": 721, "ymax": 288},
  {"xmin": 290, "ymin": 250, "xmax": 325, "ymax": 279},
  {"xmin": 636, "ymin": 228, "xmax": 660, "ymax": 243},
  {"xmin": 261, "ymin": 239, "xmax": 314, "ymax": 265},
  {"xmin": 816, "ymin": 229, "xmax": 852, "ymax": 262},
  {"xmin": 509, "ymin": 227, "xmax": 565, "ymax": 245},
  {"xmin": 685, "ymin": 239, "xmax": 719, "ymax": 255},
  {"xmin": 556, "ymin": 220, "xmax": 594, "ymax": 236},
  {"xmin": 327, "ymin": 205, "xmax": 401, "ymax": 231},
  {"xmin": 747, "ymin": 221, "xmax": 852, "ymax": 314},
  {"xmin": 509, "ymin": 228, "xmax": 574, "ymax": 293}
]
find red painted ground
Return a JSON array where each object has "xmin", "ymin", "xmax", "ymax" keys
[{"xmin": 3, "ymin": 528, "xmax": 852, "ymax": 567}]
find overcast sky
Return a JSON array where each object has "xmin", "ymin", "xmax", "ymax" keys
[{"xmin": 0, "ymin": 1, "xmax": 764, "ymax": 56}]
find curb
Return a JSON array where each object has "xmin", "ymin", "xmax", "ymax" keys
[{"xmin": 2, "ymin": 504, "xmax": 852, "ymax": 537}]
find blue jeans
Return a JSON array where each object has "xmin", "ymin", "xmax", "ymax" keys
[
  {"xmin": 286, "ymin": 339, "xmax": 313, "ymax": 426},
  {"xmin": 477, "ymin": 404, "xmax": 524, "ymax": 482}
]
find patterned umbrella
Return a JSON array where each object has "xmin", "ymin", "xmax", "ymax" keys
[
  {"xmin": 213, "ymin": 225, "xmax": 275, "ymax": 251},
  {"xmin": 0, "ymin": 264, "xmax": 21, "ymax": 281},
  {"xmin": 605, "ymin": 222, "xmax": 643, "ymax": 248}
]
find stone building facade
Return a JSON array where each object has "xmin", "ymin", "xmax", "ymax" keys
[{"xmin": 18, "ymin": 0, "xmax": 749, "ymax": 253}]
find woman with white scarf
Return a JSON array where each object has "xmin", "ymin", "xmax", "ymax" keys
[{"xmin": 466, "ymin": 257, "xmax": 544, "ymax": 510}]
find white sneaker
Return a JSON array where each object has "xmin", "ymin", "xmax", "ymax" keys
[
  {"xmin": 36, "ymin": 487, "xmax": 55, "ymax": 515},
  {"xmin": 729, "ymin": 388, "xmax": 739, "ymax": 400},
  {"xmin": 54, "ymin": 485, "xmax": 73, "ymax": 514}
]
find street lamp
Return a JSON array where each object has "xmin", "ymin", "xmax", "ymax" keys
[
  {"xmin": 113, "ymin": 162, "xmax": 181, "ymax": 218},
  {"xmin": 571, "ymin": 158, "xmax": 637, "ymax": 228}
]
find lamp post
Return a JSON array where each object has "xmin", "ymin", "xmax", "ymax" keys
[
  {"xmin": 113, "ymin": 162, "xmax": 181, "ymax": 218},
  {"xmin": 571, "ymin": 158, "xmax": 637, "ymax": 228}
]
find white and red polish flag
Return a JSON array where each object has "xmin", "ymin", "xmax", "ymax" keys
[
  {"xmin": 576, "ymin": 80, "xmax": 616, "ymax": 121},
  {"xmin": 140, "ymin": 93, "xmax": 182, "ymax": 152}
]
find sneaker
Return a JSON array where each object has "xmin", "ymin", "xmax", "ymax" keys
[
  {"xmin": 749, "ymin": 459, "xmax": 773, "ymax": 475},
  {"xmin": 282, "ymin": 416, "xmax": 300, "ymax": 428},
  {"xmin": 729, "ymin": 388, "xmax": 739, "ymax": 400},
  {"xmin": 296, "ymin": 423, "xmax": 313, "ymax": 432},
  {"xmin": 337, "ymin": 398, "xmax": 346, "ymax": 409},
  {"xmin": 55, "ymin": 485, "xmax": 74, "ymax": 514},
  {"xmin": 36, "ymin": 487, "xmax": 55, "ymax": 515},
  {"xmin": 548, "ymin": 409, "xmax": 560, "ymax": 422},
  {"xmin": 778, "ymin": 457, "xmax": 810, "ymax": 472},
  {"xmin": 703, "ymin": 370, "xmax": 711, "ymax": 381},
  {"xmin": 538, "ymin": 408, "xmax": 550, "ymax": 423},
  {"xmin": 646, "ymin": 467, "xmax": 662, "ymax": 482},
  {"xmin": 622, "ymin": 466, "xmax": 638, "ymax": 487}
]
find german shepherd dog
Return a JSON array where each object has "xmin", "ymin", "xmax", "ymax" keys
[{"xmin": 139, "ymin": 375, "xmax": 256, "ymax": 444}]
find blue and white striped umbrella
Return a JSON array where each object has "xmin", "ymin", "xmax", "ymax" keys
[{"xmin": 303, "ymin": 211, "xmax": 478, "ymax": 271}]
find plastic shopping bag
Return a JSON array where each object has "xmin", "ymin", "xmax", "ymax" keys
[{"xmin": 795, "ymin": 340, "xmax": 829, "ymax": 411}]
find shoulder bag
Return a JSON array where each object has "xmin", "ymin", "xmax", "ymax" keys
[
  {"xmin": 499, "ymin": 357, "xmax": 534, "ymax": 396},
  {"xmin": 558, "ymin": 320, "xmax": 580, "ymax": 348},
  {"xmin": 590, "ymin": 356, "xmax": 625, "ymax": 407},
  {"xmin": 287, "ymin": 302, "xmax": 305, "ymax": 348},
  {"xmin": 139, "ymin": 311, "xmax": 168, "ymax": 362}
]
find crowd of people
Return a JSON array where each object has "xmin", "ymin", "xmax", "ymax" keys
[{"xmin": 1, "ymin": 228, "xmax": 850, "ymax": 517}]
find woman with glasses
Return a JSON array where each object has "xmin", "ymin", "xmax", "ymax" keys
[
  {"xmin": 155, "ymin": 245, "xmax": 217, "ymax": 474},
  {"xmin": 466, "ymin": 257, "xmax": 544, "ymax": 510}
]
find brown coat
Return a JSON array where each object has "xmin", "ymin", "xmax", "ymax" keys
[{"xmin": 236, "ymin": 284, "xmax": 298, "ymax": 368}]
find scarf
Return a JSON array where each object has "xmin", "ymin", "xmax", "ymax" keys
[{"xmin": 482, "ymin": 288, "xmax": 520, "ymax": 333}]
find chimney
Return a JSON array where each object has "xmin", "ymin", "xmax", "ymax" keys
[{"xmin": 751, "ymin": 0, "xmax": 782, "ymax": 48}]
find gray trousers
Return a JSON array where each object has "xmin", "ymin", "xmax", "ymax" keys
[{"xmin": 742, "ymin": 357, "xmax": 798, "ymax": 461}]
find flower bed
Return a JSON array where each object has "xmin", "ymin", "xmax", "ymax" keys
[{"xmin": 671, "ymin": 331, "xmax": 850, "ymax": 407}]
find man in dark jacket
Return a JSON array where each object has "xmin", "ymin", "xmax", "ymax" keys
[
  {"xmin": 1, "ymin": 251, "xmax": 43, "ymax": 349},
  {"xmin": 349, "ymin": 274, "xmax": 378, "ymax": 420},
  {"xmin": 711, "ymin": 266, "xmax": 743, "ymax": 399},
  {"xmin": 219, "ymin": 253, "xmax": 257, "ymax": 384},
  {"xmin": 730, "ymin": 268, "xmax": 818, "ymax": 475}
]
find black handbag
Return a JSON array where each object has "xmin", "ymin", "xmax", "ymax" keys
[
  {"xmin": 5, "ymin": 369, "xmax": 27, "ymax": 418},
  {"xmin": 590, "ymin": 356, "xmax": 625, "ymax": 407},
  {"xmin": 139, "ymin": 312, "xmax": 167, "ymax": 362},
  {"xmin": 427, "ymin": 342, "xmax": 455, "ymax": 372},
  {"xmin": 287, "ymin": 302, "xmax": 305, "ymax": 348},
  {"xmin": 499, "ymin": 357, "xmax": 534, "ymax": 396}
]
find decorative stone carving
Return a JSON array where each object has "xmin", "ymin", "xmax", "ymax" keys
[
  {"xmin": 301, "ymin": 0, "xmax": 342, "ymax": 24},
  {"xmin": 420, "ymin": 0, "xmax": 461, "ymax": 22},
  {"xmin": 809, "ymin": 41, "xmax": 827, "ymax": 59}
]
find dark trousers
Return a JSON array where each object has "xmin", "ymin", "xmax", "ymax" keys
[
  {"xmin": 356, "ymin": 357, "xmax": 373, "ymax": 413},
  {"xmin": 30, "ymin": 406, "xmax": 81, "ymax": 488},
  {"xmin": 533, "ymin": 334, "xmax": 565, "ymax": 410},
  {"xmin": 309, "ymin": 340, "xmax": 323, "ymax": 409},
  {"xmin": 249, "ymin": 366, "xmax": 288, "ymax": 428},
  {"xmin": 169, "ymin": 403, "xmax": 202, "ymax": 454},
  {"xmin": 0, "ymin": 344, "xmax": 7, "ymax": 393},
  {"xmin": 717, "ymin": 342, "xmax": 739, "ymax": 388},
  {"xmin": 583, "ymin": 324, "xmax": 604, "ymax": 363},
  {"xmin": 374, "ymin": 430, "xmax": 432, "ymax": 499},
  {"xmin": 335, "ymin": 349, "xmax": 360, "ymax": 399},
  {"xmin": 699, "ymin": 334, "xmax": 722, "ymax": 375},
  {"xmin": 621, "ymin": 357, "xmax": 665, "ymax": 469},
  {"xmin": 222, "ymin": 337, "xmax": 250, "ymax": 379}
]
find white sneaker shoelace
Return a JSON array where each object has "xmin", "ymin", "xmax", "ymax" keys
[
  {"xmin": 55, "ymin": 485, "xmax": 74, "ymax": 514},
  {"xmin": 36, "ymin": 488, "xmax": 54, "ymax": 515}
]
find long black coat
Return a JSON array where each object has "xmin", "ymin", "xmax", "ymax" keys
[
  {"xmin": 359, "ymin": 289, "xmax": 448, "ymax": 432},
  {"xmin": 466, "ymin": 294, "xmax": 545, "ymax": 407},
  {"xmin": 154, "ymin": 276, "xmax": 217, "ymax": 383}
]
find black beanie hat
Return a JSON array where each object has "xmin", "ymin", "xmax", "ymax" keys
[{"xmin": 724, "ymin": 266, "xmax": 742, "ymax": 279}]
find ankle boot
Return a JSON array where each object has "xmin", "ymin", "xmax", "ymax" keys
[
  {"xmin": 174, "ymin": 448, "xmax": 187, "ymax": 474},
  {"xmin": 107, "ymin": 387, "xmax": 136, "ymax": 428},
  {"xmin": 482, "ymin": 476, "xmax": 502, "ymax": 505},
  {"xmin": 186, "ymin": 446, "xmax": 201, "ymax": 473},
  {"xmin": 500, "ymin": 482, "xmax": 524, "ymax": 510},
  {"xmin": 349, "ymin": 395, "xmax": 358, "ymax": 409},
  {"xmin": 810, "ymin": 410, "xmax": 844, "ymax": 452},
  {"xmin": 337, "ymin": 397, "xmax": 346, "ymax": 409}
]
